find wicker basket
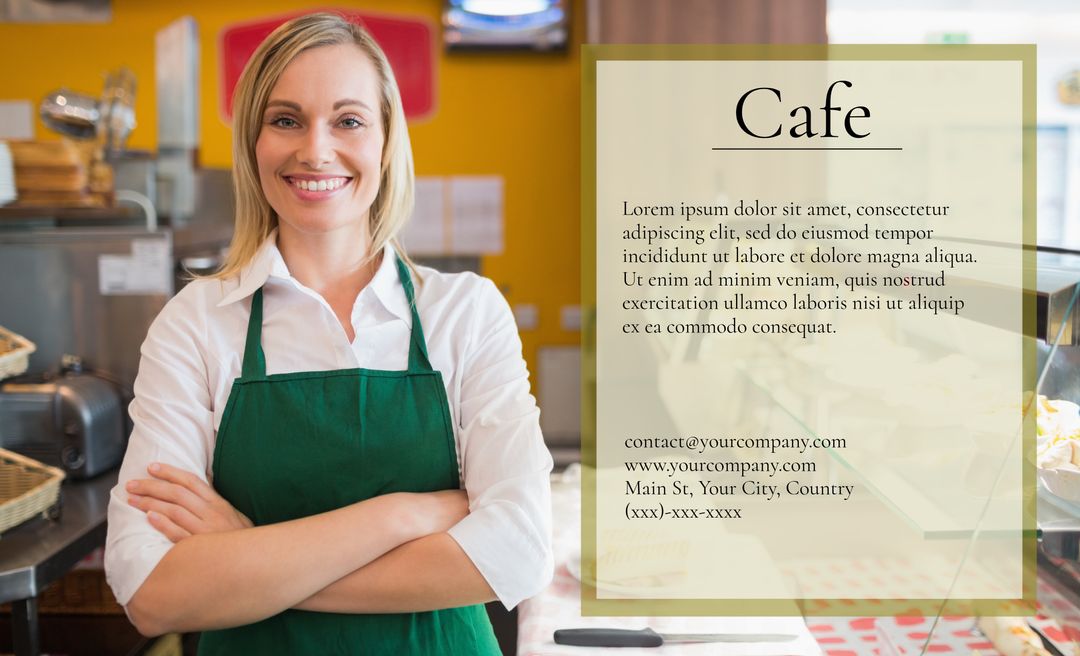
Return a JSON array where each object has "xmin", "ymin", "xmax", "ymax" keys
[
  {"xmin": 0, "ymin": 449, "xmax": 64, "ymax": 536},
  {"xmin": 0, "ymin": 325, "xmax": 35, "ymax": 381}
]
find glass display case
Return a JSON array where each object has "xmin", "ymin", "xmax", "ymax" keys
[
  {"xmin": 1034, "ymin": 249, "xmax": 1080, "ymax": 652},
  {"xmin": 612, "ymin": 235, "xmax": 1077, "ymax": 648}
]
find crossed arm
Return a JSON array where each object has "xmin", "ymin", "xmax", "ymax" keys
[{"xmin": 124, "ymin": 464, "xmax": 495, "ymax": 636}]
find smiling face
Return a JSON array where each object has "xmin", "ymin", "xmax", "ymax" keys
[{"xmin": 255, "ymin": 43, "xmax": 385, "ymax": 240}]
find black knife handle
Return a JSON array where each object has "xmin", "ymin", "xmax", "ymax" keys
[{"xmin": 554, "ymin": 628, "xmax": 664, "ymax": 647}]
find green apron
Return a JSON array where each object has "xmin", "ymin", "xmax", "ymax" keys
[{"xmin": 198, "ymin": 256, "xmax": 501, "ymax": 655}]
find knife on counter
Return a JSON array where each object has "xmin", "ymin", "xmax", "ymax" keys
[{"xmin": 553, "ymin": 627, "xmax": 799, "ymax": 647}]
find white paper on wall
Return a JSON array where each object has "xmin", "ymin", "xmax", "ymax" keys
[
  {"xmin": 0, "ymin": 101, "xmax": 33, "ymax": 140},
  {"xmin": 449, "ymin": 176, "xmax": 503, "ymax": 254},
  {"xmin": 99, "ymin": 239, "xmax": 171, "ymax": 295},
  {"xmin": 399, "ymin": 176, "xmax": 447, "ymax": 255}
]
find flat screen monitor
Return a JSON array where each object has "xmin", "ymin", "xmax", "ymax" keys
[{"xmin": 443, "ymin": 0, "xmax": 568, "ymax": 51}]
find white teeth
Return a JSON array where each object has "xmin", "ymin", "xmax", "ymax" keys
[{"xmin": 290, "ymin": 177, "xmax": 347, "ymax": 192}]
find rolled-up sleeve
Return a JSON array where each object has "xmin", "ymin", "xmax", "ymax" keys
[
  {"xmin": 104, "ymin": 289, "xmax": 215, "ymax": 607},
  {"xmin": 446, "ymin": 279, "xmax": 555, "ymax": 610}
]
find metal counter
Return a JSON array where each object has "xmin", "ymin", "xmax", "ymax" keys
[{"xmin": 0, "ymin": 470, "xmax": 116, "ymax": 656}]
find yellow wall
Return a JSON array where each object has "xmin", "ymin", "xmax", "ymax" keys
[{"xmin": 0, "ymin": 0, "xmax": 582, "ymax": 378}]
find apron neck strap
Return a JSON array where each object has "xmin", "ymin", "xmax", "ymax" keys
[
  {"xmin": 241, "ymin": 287, "xmax": 267, "ymax": 380},
  {"xmin": 394, "ymin": 255, "xmax": 434, "ymax": 372}
]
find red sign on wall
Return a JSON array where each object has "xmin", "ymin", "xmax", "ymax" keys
[{"xmin": 219, "ymin": 9, "xmax": 435, "ymax": 121}]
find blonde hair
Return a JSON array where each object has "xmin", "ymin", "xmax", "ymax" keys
[{"xmin": 211, "ymin": 12, "xmax": 416, "ymax": 280}]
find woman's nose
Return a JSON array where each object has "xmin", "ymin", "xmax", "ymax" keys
[{"xmin": 297, "ymin": 126, "xmax": 334, "ymax": 169}]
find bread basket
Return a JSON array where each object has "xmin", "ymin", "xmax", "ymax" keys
[
  {"xmin": 0, "ymin": 325, "xmax": 35, "ymax": 381},
  {"xmin": 0, "ymin": 449, "xmax": 64, "ymax": 535}
]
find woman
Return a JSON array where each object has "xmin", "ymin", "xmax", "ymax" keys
[{"xmin": 104, "ymin": 12, "xmax": 554, "ymax": 655}]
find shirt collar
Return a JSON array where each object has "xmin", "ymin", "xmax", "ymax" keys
[
  {"xmin": 216, "ymin": 230, "xmax": 411, "ymax": 324},
  {"xmin": 366, "ymin": 241, "xmax": 411, "ymax": 323}
]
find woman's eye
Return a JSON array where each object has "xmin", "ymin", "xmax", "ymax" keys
[
  {"xmin": 340, "ymin": 117, "xmax": 364, "ymax": 129},
  {"xmin": 270, "ymin": 116, "xmax": 298, "ymax": 128}
]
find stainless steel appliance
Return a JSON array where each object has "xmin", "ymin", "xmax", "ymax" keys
[
  {"xmin": 0, "ymin": 374, "xmax": 124, "ymax": 478},
  {"xmin": 0, "ymin": 168, "xmax": 235, "ymax": 441},
  {"xmin": 0, "ymin": 226, "xmax": 172, "ymax": 392}
]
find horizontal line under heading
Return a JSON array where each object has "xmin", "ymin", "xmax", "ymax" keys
[{"xmin": 712, "ymin": 147, "xmax": 903, "ymax": 151}]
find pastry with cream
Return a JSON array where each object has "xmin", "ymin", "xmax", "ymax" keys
[{"xmin": 976, "ymin": 617, "xmax": 1052, "ymax": 656}]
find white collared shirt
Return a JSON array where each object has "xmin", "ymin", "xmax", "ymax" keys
[{"xmin": 104, "ymin": 231, "xmax": 554, "ymax": 610}]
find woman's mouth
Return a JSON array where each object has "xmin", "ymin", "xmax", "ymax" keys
[{"xmin": 282, "ymin": 176, "xmax": 352, "ymax": 200}]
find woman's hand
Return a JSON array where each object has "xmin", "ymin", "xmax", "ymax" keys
[{"xmin": 126, "ymin": 463, "xmax": 253, "ymax": 543}]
